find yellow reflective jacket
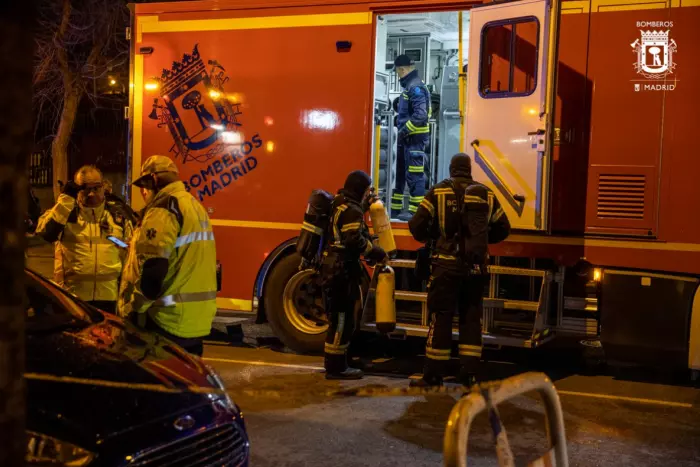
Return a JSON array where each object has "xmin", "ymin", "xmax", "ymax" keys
[
  {"xmin": 36, "ymin": 194, "xmax": 133, "ymax": 302},
  {"xmin": 118, "ymin": 181, "xmax": 218, "ymax": 338}
]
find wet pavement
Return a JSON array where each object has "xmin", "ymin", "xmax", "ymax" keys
[{"xmin": 203, "ymin": 323, "xmax": 700, "ymax": 467}]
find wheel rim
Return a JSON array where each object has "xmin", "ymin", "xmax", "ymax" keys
[{"xmin": 282, "ymin": 269, "xmax": 328, "ymax": 335}]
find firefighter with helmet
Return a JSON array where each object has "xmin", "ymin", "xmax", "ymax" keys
[
  {"xmin": 118, "ymin": 155, "xmax": 218, "ymax": 356},
  {"xmin": 392, "ymin": 54, "xmax": 431, "ymax": 221},
  {"xmin": 322, "ymin": 170, "xmax": 387, "ymax": 379},
  {"xmin": 408, "ymin": 153, "xmax": 511, "ymax": 387}
]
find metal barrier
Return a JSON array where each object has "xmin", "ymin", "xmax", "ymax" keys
[{"xmin": 443, "ymin": 372, "xmax": 569, "ymax": 467}]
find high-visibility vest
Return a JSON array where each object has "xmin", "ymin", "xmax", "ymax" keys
[
  {"xmin": 119, "ymin": 181, "xmax": 217, "ymax": 338},
  {"xmin": 36, "ymin": 195, "xmax": 132, "ymax": 302}
]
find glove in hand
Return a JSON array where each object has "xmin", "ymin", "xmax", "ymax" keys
[
  {"xmin": 366, "ymin": 245, "xmax": 387, "ymax": 264},
  {"xmin": 62, "ymin": 181, "xmax": 82, "ymax": 199}
]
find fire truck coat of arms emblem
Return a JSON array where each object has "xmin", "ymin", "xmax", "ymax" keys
[
  {"xmin": 148, "ymin": 44, "xmax": 243, "ymax": 164},
  {"xmin": 631, "ymin": 30, "xmax": 677, "ymax": 80}
]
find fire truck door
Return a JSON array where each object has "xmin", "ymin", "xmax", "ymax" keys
[{"xmin": 465, "ymin": 0, "xmax": 559, "ymax": 231}]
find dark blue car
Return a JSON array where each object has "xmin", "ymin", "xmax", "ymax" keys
[{"xmin": 24, "ymin": 268, "xmax": 250, "ymax": 466}]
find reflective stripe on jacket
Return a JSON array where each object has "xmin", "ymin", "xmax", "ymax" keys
[
  {"xmin": 408, "ymin": 177, "xmax": 511, "ymax": 261},
  {"xmin": 397, "ymin": 69, "xmax": 432, "ymax": 136},
  {"xmin": 327, "ymin": 192, "xmax": 373, "ymax": 261},
  {"xmin": 118, "ymin": 181, "xmax": 217, "ymax": 338},
  {"xmin": 35, "ymin": 194, "xmax": 133, "ymax": 302}
]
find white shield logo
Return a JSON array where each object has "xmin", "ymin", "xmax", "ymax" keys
[{"xmin": 631, "ymin": 30, "xmax": 677, "ymax": 79}]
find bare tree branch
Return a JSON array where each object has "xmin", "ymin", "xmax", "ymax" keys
[
  {"xmin": 33, "ymin": 0, "xmax": 131, "ymax": 196},
  {"xmin": 54, "ymin": 0, "xmax": 73, "ymax": 81}
]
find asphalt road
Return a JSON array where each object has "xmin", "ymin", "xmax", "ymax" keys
[{"xmin": 202, "ymin": 322, "xmax": 700, "ymax": 467}]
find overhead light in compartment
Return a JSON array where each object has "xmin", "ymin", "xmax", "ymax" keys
[{"xmin": 385, "ymin": 11, "xmax": 469, "ymax": 36}]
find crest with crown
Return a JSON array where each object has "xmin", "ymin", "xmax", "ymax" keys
[
  {"xmin": 631, "ymin": 29, "xmax": 677, "ymax": 79},
  {"xmin": 641, "ymin": 30, "xmax": 670, "ymax": 44},
  {"xmin": 158, "ymin": 45, "xmax": 206, "ymax": 97},
  {"xmin": 148, "ymin": 44, "xmax": 245, "ymax": 163}
]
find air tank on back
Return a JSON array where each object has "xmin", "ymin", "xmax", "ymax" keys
[{"xmin": 296, "ymin": 189, "xmax": 334, "ymax": 265}]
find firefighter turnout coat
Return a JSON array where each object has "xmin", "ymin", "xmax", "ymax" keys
[
  {"xmin": 36, "ymin": 194, "xmax": 133, "ymax": 302},
  {"xmin": 408, "ymin": 176, "xmax": 511, "ymax": 261},
  {"xmin": 118, "ymin": 181, "xmax": 218, "ymax": 338}
]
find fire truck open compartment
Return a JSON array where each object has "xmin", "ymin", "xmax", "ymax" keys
[
  {"xmin": 370, "ymin": 10, "xmax": 471, "ymax": 219},
  {"xmin": 370, "ymin": 7, "xmax": 549, "ymax": 231}
]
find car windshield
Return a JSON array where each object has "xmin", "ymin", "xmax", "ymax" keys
[{"xmin": 25, "ymin": 269, "xmax": 105, "ymax": 334}]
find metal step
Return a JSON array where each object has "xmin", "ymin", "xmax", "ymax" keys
[
  {"xmin": 362, "ymin": 322, "xmax": 555, "ymax": 349},
  {"xmin": 564, "ymin": 296, "xmax": 598, "ymax": 313},
  {"xmin": 364, "ymin": 257, "xmax": 556, "ymax": 349},
  {"xmin": 388, "ymin": 259, "xmax": 547, "ymax": 278},
  {"xmin": 395, "ymin": 290, "xmax": 538, "ymax": 312}
]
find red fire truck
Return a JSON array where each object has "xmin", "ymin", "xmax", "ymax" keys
[{"xmin": 127, "ymin": 0, "xmax": 700, "ymax": 376}]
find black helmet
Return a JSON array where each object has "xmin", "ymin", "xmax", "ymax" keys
[
  {"xmin": 343, "ymin": 170, "xmax": 372, "ymax": 202},
  {"xmin": 449, "ymin": 153, "xmax": 472, "ymax": 178}
]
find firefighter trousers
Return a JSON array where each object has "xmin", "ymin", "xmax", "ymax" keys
[
  {"xmin": 321, "ymin": 258, "xmax": 361, "ymax": 373},
  {"xmin": 392, "ymin": 134, "xmax": 428, "ymax": 217},
  {"xmin": 424, "ymin": 264, "xmax": 487, "ymax": 379}
]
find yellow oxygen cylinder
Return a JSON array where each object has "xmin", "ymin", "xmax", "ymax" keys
[
  {"xmin": 369, "ymin": 199, "xmax": 397, "ymax": 255},
  {"xmin": 375, "ymin": 265, "xmax": 396, "ymax": 333}
]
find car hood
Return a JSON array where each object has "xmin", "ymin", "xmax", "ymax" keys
[{"xmin": 26, "ymin": 314, "xmax": 222, "ymax": 448}]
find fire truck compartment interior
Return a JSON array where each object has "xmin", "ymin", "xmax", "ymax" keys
[{"xmin": 372, "ymin": 11, "xmax": 471, "ymax": 221}]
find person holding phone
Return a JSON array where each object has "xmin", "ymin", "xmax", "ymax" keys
[
  {"xmin": 118, "ymin": 155, "xmax": 218, "ymax": 356},
  {"xmin": 35, "ymin": 165, "xmax": 134, "ymax": 314}
]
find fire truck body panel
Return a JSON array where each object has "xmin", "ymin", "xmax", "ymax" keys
[
  {"xmin": 128, "ymin": 0, "xmax": 700, "ymax": 372},
  {"xmin": 132, "ymin": 12, "xmax": 376, "ymax": 306}
]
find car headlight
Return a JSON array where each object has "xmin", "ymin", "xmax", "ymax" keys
[
  {"xmin": 26, "ymin": 431, "xmax": 95, "ymax": 465},
  {"xmin": 205, "ymin": 364, "xmax": 235, "ymax": 410}
]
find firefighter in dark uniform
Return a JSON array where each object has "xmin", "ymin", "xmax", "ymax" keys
[
  {"xmin": 322, "ymin": 170, "xmax": 387, "ymax": 379},
  {"xmin": 408, "ymin": 153, "xmax": 511, "ymax": 387},
  {"xmin": 392, "ymin": 54, "xmax": 432, "ymax": 221}
]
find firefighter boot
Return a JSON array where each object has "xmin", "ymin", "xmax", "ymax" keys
[
  {"xmin": 324, "ymin": 354, "xmax": 364, "ymax": 380},
  {"xmin": 409, "ymin": 359, "xmax": 444, "ymax": 388},
  {"xmin": 457, "ymin": 369, "xmax": 478, "ymax": 388},
  {"xmin": 397, "ymin": 210, "xmax": 414, "ymax": 222},
  {"xmin": 457, "ymin": 356, "xmax": 480, "ymax": 388},
  {"xmin": 409, "ymin": 374, "xmax": 443, "ymax": 388}
]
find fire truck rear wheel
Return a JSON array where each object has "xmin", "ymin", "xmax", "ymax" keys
[{"xmin": 265, "ymin": 253, "xmax": 328, "ymax": 354}]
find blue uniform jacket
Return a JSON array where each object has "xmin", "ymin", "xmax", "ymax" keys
[{"xmin": 397, "ymin": 69, "xmax": 431, "ymax": 139}]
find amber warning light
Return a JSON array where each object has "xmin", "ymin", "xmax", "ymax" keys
[{"xmin": 593, "ymin": 268, "xmax": 602, "ymax": 282}]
